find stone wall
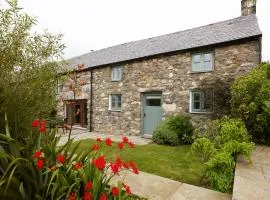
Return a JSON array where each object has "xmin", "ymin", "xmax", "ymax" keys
[
  {"xmin": 57, "ymin": 39, "xmax": 261, "ymax": 135},
  {"xmin": 91, "ymin": 39, "xmax": 260, "ymax": 135}
]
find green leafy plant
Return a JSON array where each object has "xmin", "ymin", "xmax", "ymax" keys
[
  {"xmin": 152, "ymin": 123, "xmax": 180, "ymax": 146},
  {"xmin": 190, "ymin": 117, "xmax": 254, "ymax": 192},
  {"xmin": 153, "ymin": 114, "xmax": 193, "ymax": 146},
  {"xmin": 231, "ymin": 62, "xmax": 270, "ymax": 144},
  {"xmin": 0, "ymin": 118, "xmax": 141, "ymax": 199}
]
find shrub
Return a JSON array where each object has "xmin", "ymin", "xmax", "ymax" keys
[
  {"xmin": 153, "ymin": 123, "xmax": 180, "ymax": 146},
  {"xmin": 191, "ymin": 117, "xmax": 254, "ymax": 192},
  {"xmin": 231, "ymin": 62, "xmax": 270, "ymax": 144}
]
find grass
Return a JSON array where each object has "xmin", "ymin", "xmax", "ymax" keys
[{"xmin": 72, "ymin": 139, "xmax": 206, "ymax": 187}]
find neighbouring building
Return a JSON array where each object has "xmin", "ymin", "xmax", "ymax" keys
[{"xmin": 57, "ymin": 0, "xmax": 262, "ymax": 136}]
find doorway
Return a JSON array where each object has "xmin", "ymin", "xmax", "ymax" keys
[
  {"xmin": 142, "ymin": 93, "xmax": 162, "ymax": 136},
  {"xmin": 66, "ymin": 99, "xmax": 87, "ymax": 127}
]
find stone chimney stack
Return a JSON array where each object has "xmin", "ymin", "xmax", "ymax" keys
[{"xmin": 241, "ymin": 0, "xmax": 257, "ymax": 16}]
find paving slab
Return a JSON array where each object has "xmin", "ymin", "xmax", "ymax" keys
[
  {"xmin": 111, "ymin": 171, "xmax": 231, "ymax": 200},
  {"xmin": 57, "ymin": 128, "xmax": 151, "ymax": 146},
  {"xmin": 232, "ymin": 145, "xmax": 270, "ymax": 200}
]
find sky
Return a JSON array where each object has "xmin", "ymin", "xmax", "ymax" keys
[{"xmin": 2, "ymin": 0, "xmax": 270, "ymax": 61}]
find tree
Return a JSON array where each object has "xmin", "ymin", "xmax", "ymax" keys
[
  {"xmin": 0, "ymin": 0, "xmax": 65, "ymax": 135},
  {"xmin": 231, "ymin": 62, "xmax": 270, "ymax": 144}
]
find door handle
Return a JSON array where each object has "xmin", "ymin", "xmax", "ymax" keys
[{"xmin": 144, "ymin": 113, "xmax": 146, "ymax": 117}]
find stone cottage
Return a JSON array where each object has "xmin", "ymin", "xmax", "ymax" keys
[{"xmin": 57, "ymin": 0, "xmax": 262, "ymax": 136}]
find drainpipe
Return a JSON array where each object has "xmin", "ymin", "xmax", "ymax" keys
[{"xmin": 89, "ymin": 69, "xmax": 93, "ymax": 132}]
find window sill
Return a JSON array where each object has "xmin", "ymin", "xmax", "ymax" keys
[
  {"xmin": 189, "ymin": 111, "xmax": 208, "ymax": 114},
  {"xmin": 108, "ymin": 109, "xmax": 122, "ymax": 112},
  {"xmin": 189, "ymin": 70, "xmax": 214, "ymax": 74},
  {"xmin": 111, "ymin": 80, "xmax": 121, "ymax": 82}
]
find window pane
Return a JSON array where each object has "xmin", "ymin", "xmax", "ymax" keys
[
  {"xmin": 204, "ymin": 53, "xmax": 211, "ymax": 62},
  {"xmin": 193, "ymin": 93, "xmax": 201, "ymax": 101},
  {"xmin": 194, "ymin": 102, "xmax": 201, "ymax": 110},
  {"xmin": 117, "ymin": 100, "xmax": 121, "ymax": 108},
  {"xmin": 192, "ymin": 62, "xmax": 201, "ymax": 71},
  {"xmin": 146, "ymin": 99, "xmax": 161, "ymax": 106},
  {"xmin": 203, "ymin": 61, "xmax": 212, "ymax": 70},
  {"xmin": 112, "ymin": 67, "xmax": 122, "ymax": 81},
  {"xmin": 193, "ymin": 54, "xmax": 201, "ymax": 62}
]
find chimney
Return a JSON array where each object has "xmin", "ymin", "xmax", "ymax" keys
[{"xmin": 241, "ymin": 0, "xmax": 257, "ymax": 16}]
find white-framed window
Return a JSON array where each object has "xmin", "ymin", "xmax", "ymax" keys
[
  {"xmin": 111, "ymin": 66, "xmax": 122, "ymax": 81},
  {"xmin": 189, "ymin": 91, "xmax": 206, "ymax": 113},
  {"xmin": 56, "ymin": 79, "xmax": 63, "ymax": 94},
  {"xmin": 192, "ymin": 52, "xmax": 213, "ymax": 72},
  {"xmin": 109, "ymin": 94, "xmax": 122, "ymax": 111}
]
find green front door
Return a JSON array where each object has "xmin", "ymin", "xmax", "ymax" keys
[{"xmin": 143, "ymin": 94, "xmax": 162, "ymax": 135}]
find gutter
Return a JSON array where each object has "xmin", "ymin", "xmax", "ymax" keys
[{"xmin": 89, "ymin": 68, "xmax": 93, "ymax": 132}]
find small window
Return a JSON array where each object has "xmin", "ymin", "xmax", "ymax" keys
[
  {"xmin": 192, "ymin": 52, "xmax": 213, "ymax": 72},
  {"xmin": 56, "ymin": 79, "xmax": 63, "ymax": 94},
  {"xmin": 111, "ymin": 66, "xmax": 122, "ymax": 81},
  {"xmin": 109, "ymin": 94, "xmax": 122, "ymax": 111},
  {"xmin": 190, "ymin": 91, "xmax": 206, "ymax": 113}
]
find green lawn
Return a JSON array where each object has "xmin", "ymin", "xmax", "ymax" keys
[{"xmin": 72, "ymin": 139, "xmax": 205, "ymax": 187}]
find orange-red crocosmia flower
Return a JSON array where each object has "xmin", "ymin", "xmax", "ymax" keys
[
  {"xmin": 123, "ymin": 162, "xmax": 129, "ymax": 169},
  {"xmin": 39, "ymin": 126, "xmax": 46, "ymax": 133},
  {"xmin": 57, "ymin": 154, "xmax": 65, "ymax": 164},
  {"xmin": 91, "ymin": 144, "xmax": 100, "ymax": 151},
  {"xmin": 118, "ymin": 142, "xmax": 124, "ymax": 150},
  {"xmin": 33, "ymin": 151, "xmax": 42, "ymax": 158},
  {"xmin": 105, "ymin": 138, "xmax": 112, "ymax": 146},
  {"xmin": 111, "ymin": 186, "xmax": 119, "ymax": 196},
  {"xmin": 110, "ymin": 163, "xmax": 120, "ymax": 174},
  {"xmin": 129, "ymin": 161, "xmax": 139, "ymax": 174},
  {"xmin": 83, "ymin": 192, "xmax": 92, "ymax": 200},
  {"xmin": 128, "ymin": 142, "xmax": 135, "ymax": 148},
  {"xmin": 115, "ymin": 157, "xmax": 122, "ymax": 168},
  {"xmin": 36, "ymin": 159, "xmax": 45, "ymax": 170},
  {"xmin": 68, "ymin": 192, "xmax": 76, "ymax": 200},
  {"xmin": 32, "ymin": 120, "xmax": 40, "ymax": 127},
  {"xmin": 122, "ymin": 136, "xmax": 129, "ymax": 143},
  {"xmin": 96, "ymin": 138, "xmax": 102, "ymax": 142},
  {"xmin": 73, "ymin": 162, "xmax": 82, "ymax": 170},
  {"xmin": 85, "ymin": 181, "xmax": 93, "ymax": 190},
  {"xmin": 99, "ymin": 193, "xmax": 107, "ymax": 200},
  {"xmin": 93, "ymin": 156, "xmax": 106, "ymax": 170},
  {"xmin": 125, "ymin": 185, "xmax": 132, "ymax": 195}
]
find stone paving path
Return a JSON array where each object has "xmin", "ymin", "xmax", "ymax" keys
[
  {"xmin": 57, "ymin": 128, "xmax": 151, "ymax": 146},
  {"xmin": 111, "ymin": 171, "xmax": 231, "ymax": 200},
  {"xmin": 232, "ymin": 145, "xmax": 270, "ymax": 200}
]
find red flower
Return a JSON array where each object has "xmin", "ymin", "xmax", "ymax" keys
[
  {"xmin": 96, "ymin": 138, "xmax": 102, "ymax": 142},
  {"xmin": 110, "ymin": 163, "xmax": 120, "ymax": 174},
  {"xmin": 105, "ymin": 138, "xmax": 112, "ymax": 146},
  {"xmin": 83, "ymin": 192, "xmax": 92, "ymax": 200},
  {"xmin": 129, "ymin": 161, "xmax": 139, "ymax": 174},
  {"xmin": 123, "ymin": 162, "xmax": 129, "ymax": 169},
  {"xmin": 91, "ymin": 144, "xmax": 100, "ymax": 151},
  {"xmin": 128, "ymin": 142, "xmax": 135, "ymax": 148},
  {"xmin": 122, "ymin": 183, "xmax": 132, "ymax": 195},
  {"xmin": 32, "ymin": 120, "xmax": 40, "ymax": 127},
  {"xmin": 85, "ymin": 181, "xmax": 92, "ymax": 190},
  {"xmin": 122, "ymin": 136, "xmax": 129, "ymax": 143},
  {"xmin": 36, "ymin": 159, "xmax": 44, "ymax": 170},
  {"xmin": 111, "ymin": 186, "xmax": 119, "ymax": 196},
  {"xmin": 56, "ymin": 154, "xmax": 65, "ymax": 164},
  {"xmin": 116, "ymin": 157, "xmax": 122, "ymax": 168},
  {"xmin": 40, "ymin": 120, "xmax": 46, "ymax": 127},
  {"xmin": 99, "ymin": 193, "xmax": 107, "ymax": 200},
  {"xmin": 33, "ymin": 151, "xmax": 42, "ymax": 158},
  {"xmin": 39, "ymin": 126, "xmax": 46, "ymax": 133},
  {"xmin": 118, "ymin": 142, "xmax": 124, "ymax": 150},
  {"xmin": 93, "ymin": 156, "xmax": 106, "ymax": 170},
  {"xmin": 68, "ymin": 192, "xmax": 76, "ymax": 200},
  {"xmin": 73, "ymin": 162, "xmax": 82, "ymax": 170}
]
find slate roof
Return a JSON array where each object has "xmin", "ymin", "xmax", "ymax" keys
[{"xmin": 67, "ymin": 14, "xmax": 262, "ymax": 69}]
